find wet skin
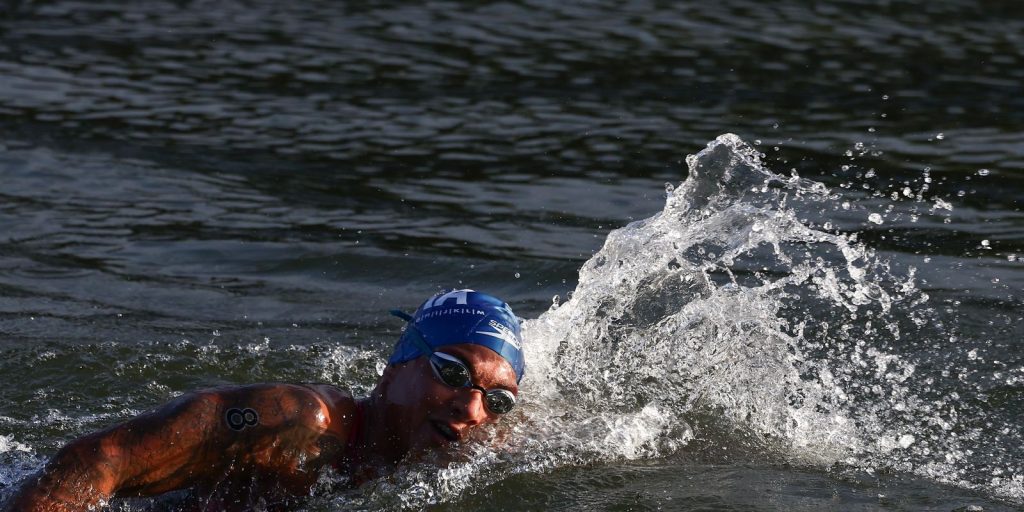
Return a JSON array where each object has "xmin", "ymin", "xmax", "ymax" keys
[
  {"xmin": 369, "ymin": 344, "xmax": 519, "ymax": 460},
  {"xmin": 2, "ymin": 344, "xmax": 517, "ymax": 512}
]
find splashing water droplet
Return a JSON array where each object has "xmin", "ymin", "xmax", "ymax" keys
[
  {"xmin": 977, "ymin": 169, "xmax": 990, "ymax": 176},
  {"xmin": 514, "ymin": 272, "xmax": 521, "ymax": 279},
  {"xmin": 898, "ymin": 434, "xmax": 916, "ymax": 449},
  {"xmin": 719, "ymin": 283, "xmax": 740, "ymax": 294},
  {"xmin": 935, "ymin": 133, "xmax": 945, "ymax": 140},
  {"xmin": 868, "ymin": 213, "xmax": 884, "ymax": 224}
]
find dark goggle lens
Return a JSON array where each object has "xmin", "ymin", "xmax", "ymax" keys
[
  {"xmin": 432, "ymin": 355, "xmax": 472, "ymax": 387},
  {"xmin": 484, "ymin": 389, "xmax": 516, "ymax": 414}
]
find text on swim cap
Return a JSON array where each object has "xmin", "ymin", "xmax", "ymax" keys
[
  {"xmin": 425, "ymin": 289, "xmax": 474, "ymax": 309},
  {"xmin": 475, "ymin": 319, "xmax": 522, "ymax": 350}
]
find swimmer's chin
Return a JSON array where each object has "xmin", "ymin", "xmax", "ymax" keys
[{"xmin": 403, "ymin": 423, "xmax": 504, "ymax": 469}]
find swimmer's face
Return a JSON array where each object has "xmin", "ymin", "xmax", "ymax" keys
[{"xmin": 378, "ymin": 343, "xmax": 518, "ymax": 455}]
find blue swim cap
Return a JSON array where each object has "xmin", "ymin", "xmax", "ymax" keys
[{"xmin": 388, "ymin": 289, "xmax": 525, "ymax": 383}]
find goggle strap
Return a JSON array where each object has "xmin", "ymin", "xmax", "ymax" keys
[{"xmin": 388, "ymin": 309, "xmax": 414, "ymax": 322}]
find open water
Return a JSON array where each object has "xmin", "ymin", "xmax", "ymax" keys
[{"xmin": 1, "ymin": 1, "xmax": 1022, "ymax": 510}]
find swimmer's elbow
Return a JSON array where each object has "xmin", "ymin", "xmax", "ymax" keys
[
  {"xmin": 5, "ymin": 391, "xmax": 227, "ymax": 510},
  {"xmin": 4, "ymin": 436, "xmax": 121, "ymax": 511}
]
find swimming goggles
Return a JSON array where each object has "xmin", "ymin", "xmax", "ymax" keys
[
  {"xmin": 428, "ymin": 351, "xmax": 517, "ymax": 414},
  {"xmin": 391, "ymin": 310, "xmax": 517, "ymax": 414}
]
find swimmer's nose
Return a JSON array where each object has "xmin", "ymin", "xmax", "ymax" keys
[{"xmin": 450, "ymin": 388, "xmax": 489, "ymax": 427}]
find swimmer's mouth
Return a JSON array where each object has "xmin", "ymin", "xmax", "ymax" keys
[{"xmin": 433, "ymin": 421, "xmax": 460, "ymax": 442}]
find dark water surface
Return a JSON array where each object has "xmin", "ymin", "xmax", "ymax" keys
[{"xmin": 1, "ymin": 1, "xmax": 1022, "ymax": 510}]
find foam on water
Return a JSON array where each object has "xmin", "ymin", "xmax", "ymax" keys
[{"xmin": 0, "ymin": 435, "xmax": 40, "ymax": 502}]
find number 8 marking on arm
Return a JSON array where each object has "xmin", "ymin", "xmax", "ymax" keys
[{"xmin": 225, "ymin": 407, "xmax": 259, "ymax": 431}]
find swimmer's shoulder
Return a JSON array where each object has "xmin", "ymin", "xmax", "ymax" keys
[
  {"xmin": 185, "ymin": 383, "xmax": 356, "ymax": 439},
  {"xmin": 294, "ymin": 383, "xmax": 358, "ymax": 439}
]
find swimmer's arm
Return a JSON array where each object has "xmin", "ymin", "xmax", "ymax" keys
[
  {"xmin": 3, "ymin": 384, "xmax": 352, "ymax": 511},
  {"xmin": 3, "ymin": 390, "xmax": 229, "ymax": 511}
]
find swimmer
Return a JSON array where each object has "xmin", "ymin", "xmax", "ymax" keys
[{"xmin": 2, "ymin": 289, "xmax": 524, "ymax": 512}]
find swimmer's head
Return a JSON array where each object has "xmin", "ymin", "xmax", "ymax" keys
[{"xmin": 389, "ymin": 289, "xmax": 525, "ymax": 383}]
